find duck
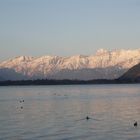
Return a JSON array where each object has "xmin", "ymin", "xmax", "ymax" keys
[
  {"xmin": 134, "ymin": 121, "xmax": 138, "ymax": 127},
  {"xmin": 19, "ymin": 99, "xmax": 24, "ymax": 103},
  {"xmin": 86, "ymin": 116, "xmax": 90, "ymax": 120}
]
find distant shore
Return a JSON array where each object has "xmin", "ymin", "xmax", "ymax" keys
[{"xmin": 0, "ymin": 79, "xmax": 139, "ymax": 86}]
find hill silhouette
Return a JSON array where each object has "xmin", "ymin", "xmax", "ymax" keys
[{"xmin": 119, "ymin": 63, "xmax": 140, "ymax": 82}]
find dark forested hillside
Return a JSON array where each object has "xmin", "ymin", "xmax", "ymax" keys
[{"xmin": 119, "ymin": 63, "xmax": 140, "ymax": 82}]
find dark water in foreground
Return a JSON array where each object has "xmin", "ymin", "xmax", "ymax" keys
[{"xmin": 0, "ymin": 84, "xmax": 140, "ymax": 140}]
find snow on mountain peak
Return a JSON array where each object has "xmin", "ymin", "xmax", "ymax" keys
[
  {"xmin": 96, "ymin": 49, "xmax": 109, "ymax": 55},
  {"xmin": 15, "ymin": 56, "xmax": 34, "ymax": 61},
  {"xmin": 0, "ymin": 49, "xmax": 140, "ymax": 80}
]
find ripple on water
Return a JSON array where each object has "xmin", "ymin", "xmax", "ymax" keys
[{"xmin": 0, "ymin": 85, "xmax": 140, "ymax": 140}]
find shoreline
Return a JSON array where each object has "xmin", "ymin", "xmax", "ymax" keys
[{"xmin": 0, "ymin": 79, "xmax": 139, "ymax": 86}]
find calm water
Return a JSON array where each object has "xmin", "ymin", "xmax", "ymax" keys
[{"xmin": 0, "ymin": 84, "xmax": 140, "ymax": 140}]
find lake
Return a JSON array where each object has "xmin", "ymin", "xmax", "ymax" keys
[{"xmin": 0, "ymin": 84, "xmax": 140, "ymax": 140}]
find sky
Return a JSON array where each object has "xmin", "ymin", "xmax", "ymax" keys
[{"xmin": 0, "ymin": 0, "xmax": 140, "ymax": 60}]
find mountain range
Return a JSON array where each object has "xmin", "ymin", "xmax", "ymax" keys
[{"xmin": 0, "ymin": 49, "xmax": 140, "ymax": 81}]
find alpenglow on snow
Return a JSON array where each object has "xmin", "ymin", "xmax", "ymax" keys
[{"xmin": 0, "ymin": 49, "xmax": 140, "ymax": 80}]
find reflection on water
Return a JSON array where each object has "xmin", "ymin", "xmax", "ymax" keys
[{"xmin": 0, "ymin": 84, "xmax": 140, "ymax": 140}]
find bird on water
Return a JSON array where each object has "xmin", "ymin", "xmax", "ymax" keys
[
  {"xmin": 134, "ymin": 121, "xmax": 138, "ymax": 127},
  {"xmin": 86, "ymin": 116, "xmax": 90, "ymax": 120}
]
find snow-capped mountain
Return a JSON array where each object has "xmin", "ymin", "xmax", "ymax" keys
[{"xmin": 0, "ymin": 49, "xmax": 140, "ymax": 80}]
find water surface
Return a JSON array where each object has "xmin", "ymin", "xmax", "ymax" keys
[{"xmin": 0, "ymin": 84, "xmax": 140, "ymax": 140}]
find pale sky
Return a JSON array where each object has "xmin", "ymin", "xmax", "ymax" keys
[{"xmin": 0, "ymin": 0, "xmax": 140, "ymax": 60}]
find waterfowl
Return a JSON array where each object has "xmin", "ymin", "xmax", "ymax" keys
[
  {"xmin": 19, "ymin": 99, "xmax": 24, "ymax": 103},
  {"xmin": 134, "ymin": 121, "xmax": 138, "ymax": 127},
  {"xmin": 86, "ymin": 116, "xmax": 90, "ymax": 120}
]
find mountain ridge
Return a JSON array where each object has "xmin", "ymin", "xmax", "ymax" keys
[
  {"xmin": 119, "ymin": 63, "xmax": 140, "ymax": 81},
  {"xmin": 0, "ymin": 49, "xmax": 140, "ymax": 80}
]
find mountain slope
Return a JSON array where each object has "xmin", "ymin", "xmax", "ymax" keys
[
  {"xmin": 0, "ymin": 76, "xmax": 5, "ymax": 81},
  {"xmin": 119, "ymin": 63, "xmax": 140, "ymax": 81},
  {"xmin": 48, "ymin": 67, "xmax": 126, "ymax": 80},
  {"xmin": 0, "ymin": 49, "xmax": 140, "ymax": 80},
  {"xmin": 0, "ymin": 68, "xmax": 28, "ymax": 81}
]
